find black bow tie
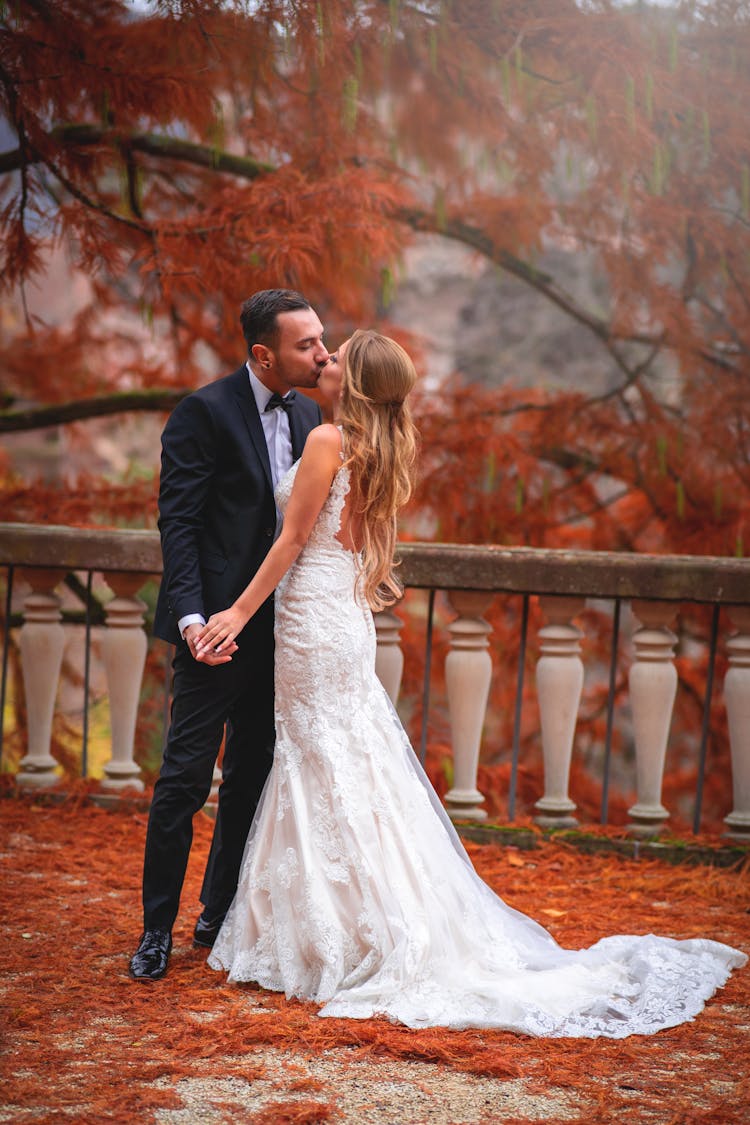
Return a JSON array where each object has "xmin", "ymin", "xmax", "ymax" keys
[{"xmin": 264, "ymin": 391, "xmax": 296, "ymax": 414}]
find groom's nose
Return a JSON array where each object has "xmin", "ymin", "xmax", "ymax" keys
[{"xmin": 314, "ymin": 341, "xmax": 330, "ymax": 365}]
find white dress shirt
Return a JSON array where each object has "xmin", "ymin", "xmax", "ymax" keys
[
  {"xmin": 177, "ymin": 364, "xmax": 295, "ymax": 639},
  {"xmin": 247, "ymin": 363, "xmax": 294, "ymax": 497}
]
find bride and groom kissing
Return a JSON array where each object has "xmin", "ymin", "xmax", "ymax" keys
[{"xmin": 129, "ymin": 288, "xmax": 744, "ymax": 1037}]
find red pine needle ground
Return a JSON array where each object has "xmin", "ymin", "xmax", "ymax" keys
[{"xmin": 1, "ymin": 791, "xmax": 748, "ymax": 1124}]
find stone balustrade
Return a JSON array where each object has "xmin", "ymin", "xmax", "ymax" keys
[{"xmin": 2, "ymin": 522, "xmax": 750, "ymax": 839}]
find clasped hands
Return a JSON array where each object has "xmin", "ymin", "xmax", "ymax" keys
[{"xmin": 188, "ymin": 605, "xmax": 251, "ymax": 664}]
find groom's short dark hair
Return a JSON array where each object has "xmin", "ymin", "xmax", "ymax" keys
[{"xmin": 240, "ymin": 289, "xmax": 312, "ymax": 353}]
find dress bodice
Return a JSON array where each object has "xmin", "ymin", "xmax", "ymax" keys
[{"xmin": 275, "ymin": 458, "xmax": 352, "ymax": 560}]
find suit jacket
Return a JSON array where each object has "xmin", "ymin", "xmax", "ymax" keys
[{"xmin": 153, "ymin": 364, "xmax": 322, "ymax": 646}]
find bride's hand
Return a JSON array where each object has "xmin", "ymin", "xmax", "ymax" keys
[
  {"xmin": 195, "ymin": 607, "xmax": 249, "ymax": 659},
  {"xmin": 184, "ymin": 622, "xmax": 236, "ymax": 665}
]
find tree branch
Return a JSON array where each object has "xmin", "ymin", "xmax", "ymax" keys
[
  {"xmin": 0, "ymin": 125, "xmax": 275, "ymax": 179},
  {"xmin": 396, "ymin": 206, "xmax": 661, "ymax": 351},
  {"xmin": 0, "ymin": 389, "xmax": 190, "ymax": 433}
]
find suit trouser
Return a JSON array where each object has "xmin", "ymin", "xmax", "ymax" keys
[{"xmin": 141, "ymin": 603, "xmax": 275, "ymax": 932}]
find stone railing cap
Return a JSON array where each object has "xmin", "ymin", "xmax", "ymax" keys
[{"xmin": 2, "ymin": 522, "xmax": 750, "ymax": 603}]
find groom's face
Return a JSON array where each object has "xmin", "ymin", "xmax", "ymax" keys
[{"xmin": 263, "ymin": 308, "xmax": 329, "ymax": 393}]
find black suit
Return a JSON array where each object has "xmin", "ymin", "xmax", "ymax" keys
[{"xmin": 144, "ymin": 364, "xmax": 322, "ymax": 931}]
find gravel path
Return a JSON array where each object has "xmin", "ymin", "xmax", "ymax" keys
[{"xmin": 153, "ymin": 1044, "xmax": 581, "ymax": 1124}]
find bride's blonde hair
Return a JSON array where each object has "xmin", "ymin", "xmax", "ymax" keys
[{"xmin": 339, "ymin": 329, "xmax": 418, "ymax": 611}]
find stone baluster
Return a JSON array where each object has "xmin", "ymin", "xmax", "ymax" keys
[
  {"xmin": 99, "ymin": 573, "xmax": 147, "ymax": 795},
  {"xmin": 16, "ymin": 570, "xmax": 65, "ymax": 789},
  {"xmin": 627, "ymin": 600, "xmax": 678, "ymax": 836},
  {"xmin": 533, "ymin": 596, "xmax": 585, "ymax": 828},
  {"xmin": 374, "ymin": 609, "xmax": 405, "ymax": 705},
  {"xmin": 443, "ymin": 590, "xmax": 493, "ymax": 821},
  {"xmin": 723, "ymin": 606, "xmax": 750, "ymax": 839}
]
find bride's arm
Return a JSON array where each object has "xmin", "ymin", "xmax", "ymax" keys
[{"xmin": 194, "ymin": 424, "xmax": 342, "ymax": 659}]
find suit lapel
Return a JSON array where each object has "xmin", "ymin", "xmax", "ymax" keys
[{"xmin": 231, "ymin": 367, "xmax": 274, "ymax": 492}]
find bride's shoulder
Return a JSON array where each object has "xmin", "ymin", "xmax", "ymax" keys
[
  {"xmin": 304, "ymin": 423, "xmax": 343, "ymax": 455},
  {"xmin": 301, "ymin": 423, "xmax": 343, "ymax": 470}
]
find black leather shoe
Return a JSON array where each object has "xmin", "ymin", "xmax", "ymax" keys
[
  {"xmin": 193, "ymin": 911, "xmax": 225, "ymax": 949},
  {"xmin": 129, "ymin": 929, "xmax": 172, "ymax": 981}
]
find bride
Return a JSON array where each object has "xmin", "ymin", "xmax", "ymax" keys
[{"xmin": 195, "ymin": 329, "xmax": 745, "ymax": 1037}]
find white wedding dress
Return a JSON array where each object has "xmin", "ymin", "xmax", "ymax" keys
[{"xmin": 209, "ymin": 458, "xmax": 745, "ymax": 1037}]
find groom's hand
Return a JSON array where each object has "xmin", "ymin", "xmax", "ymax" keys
[{"xmin": 185, "ymin": 621, "xmax": 237, "ymax": 664}]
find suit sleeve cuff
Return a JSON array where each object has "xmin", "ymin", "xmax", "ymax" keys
[{"xmin": 178, "ymin": 613, "xmax": 206, "ymax": 639}]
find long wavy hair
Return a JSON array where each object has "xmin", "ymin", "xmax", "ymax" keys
[{"xmin": 339, "ymin": 329, "xmax": 419, "ymax": 610}]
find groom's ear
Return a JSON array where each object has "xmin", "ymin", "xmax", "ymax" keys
[{"xmin": 251, "ymin": 343, "xmax": 273, "ymax": 369}]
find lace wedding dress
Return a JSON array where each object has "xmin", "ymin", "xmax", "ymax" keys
[{"xmin": 209, "ymin": 458, "xmax": 745, "ymax": 1037}]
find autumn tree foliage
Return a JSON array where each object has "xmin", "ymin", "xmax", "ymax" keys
[
  {"xmin": 1, "ymin": 0, "xmax": 749, "ymax": 824},
  {"xmin": 0, "ymin": 0, "xmax": 748, "ymax": 546}
]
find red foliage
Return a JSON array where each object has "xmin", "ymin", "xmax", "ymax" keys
[
  {"xmin": 0, "ymin": 793, "xmax": 747, "ymax": 1123},
  {"xmin": 1, "ymin": 1, "xmax": 748, "ymax": 481}
]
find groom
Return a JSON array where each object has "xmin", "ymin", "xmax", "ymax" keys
[{"xmin": 130, "ymin": 289, "xmax": 328, "ymax": 981}]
